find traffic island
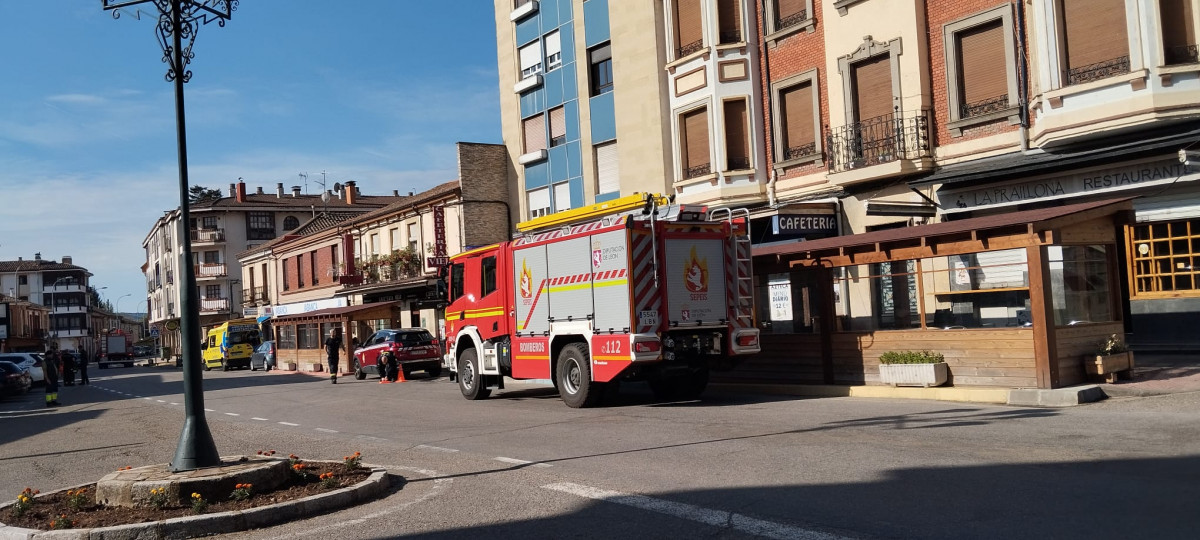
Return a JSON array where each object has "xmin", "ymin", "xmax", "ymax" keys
[{"xmin": 0, "ymin": 456, "xmax": 389, "ymax": 539}]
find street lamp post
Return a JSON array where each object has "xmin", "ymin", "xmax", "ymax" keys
[{"xmin": 104, "ymin": 0, "xmax": 236, "ymax": 472}]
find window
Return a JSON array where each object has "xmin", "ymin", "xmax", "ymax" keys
[
  {"xmin": 283, "ymin": 216, "xmax": 299, "ymax": 230},
  {"xmin": 449, "ymin": 262, "xmax": 465, "ymax": 301},
  {"xmin": 329, "ymin": 247, "xmax": 338, "ymax": 278},
  {"xmin": 553, "ymin": 182, "xmax": 572, "ymax": 212},
  {"xmin": 407, "ymin": 222, "xmax": 419, "ymax": 252},
  {"xmin": 320, "ymin": 322, "xmax": 340, "ymax": 343},
  {"xmin": 204, "ymin": 285, "xmax": 221, "ymax": 299},
  {"xmin": 202, "ymin": 216, "xmax": 217, "ymax": 230},
  {"xmin": 371, "ymin": 234, "xmax": 380, "ymax": 256},
  {"xmin": 767, "ymin": 0, "xmax": 813, "ymax": 37},
  {"xmin": 672, "ymin": 0, "xmax": 704, "ymax": 58},
  {"xmin": 1059, "ymin": 0, "xmax": 1130, "ymax": 86},
  {"xmin": 391, "ymin": 228, "xmax": 401, "ymax": 250},
  {"xmin": 278, "ymin": 325, "xmax": 296, "ymax": 349},
  {"xmin": 589, "ymin": 44, "xmax": 614, "ymax": 96},
  {"xmin": 1129, "ymin": 218, "xmax": 1200, "ymax": 297},
  {"xmin": 519, "ymin": 40, "xmax": 542, "ymax": 78},
  {"xmin": 1161, "ymin": 0, "xmax": 1199, "ymax": 65},
  {"xmin": 545, "ymin": 31, "xmax": 562, "ymax": 71},
  {"xmin": 310, "ymin": 250, "xmax": 318, "ymax": 285},
  {"xmin": 203, "ymin": 251, "xmax": 219, "ymax": 264},
  {"xmin": 595, "ymin": 142, "xmax": 620, "ymax": 195},
  {"xmin": 481, "ymin": 256, "xmax": 498, "ymax": 297},
  {"xmin": 717, "ymin": 0, "xmax": 742, "ymax": 44},
  {"xmin": 776, "ymin": 77, "xmax": 818, "ymax": 162},
  {"xmin": 297, "ymin": 255, "xmax": 305, "ymax": 288},
  {"xmin": 723, "ymin": 98, "xmax": 750, "ymax": 171},
  {"xmin": 680, "ymin": 107, "xmax": 711, "ymax": 179},
  {"xmin": 523, "ymin": 114, "xmax": 547, "ymax": 154},
  {"xmin": 247, "ymin": 212, "xmax": 275, "ymax": 240},
  {"xmin": 943, "ymin": 7, "xmax": 1020, "ymax": 135},
  {"xmin": 851, "ymin": 54, "xmax": 893, "ymax": 124},
  {"xmin": 527, "ymin": 187, "xmax": 551, "ymax": 219},
  {"xmin": 18, "ymin": 275, "xmax": 26, "ymax": 285},
  {"xmin": 297, "ymin": 323, "xmax": 320, "ymax": 349},
  {"xmin": 549, "ymin": 106, "xmax": 566, "ymax": 147},
  {"xmin": 1049, "ymin": 245, "xmax": 1114, "ymax": 326},
  {"xmin": 282, "ymin": 258, "xmax": 290, "ymax": 291}
]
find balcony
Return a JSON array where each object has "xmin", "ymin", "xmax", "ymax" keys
[
  {"xmin": 199, "ymin": 297, "xmax": 230, "ymax": 313},
  {"xmin": 43, "ymin": 283, "xmax": 84, "ymax": 294},
  {"xmin": 826, "ymin": 109, "xmax": 931, "ymax": 175},
  {"xmin": 50, "ymin": 328, "xmax": 89, "ymax": 339},
  {"xmin": 676, "ymin": 39, "xmax": 704, "ymax": 60},
  {"xmin": 1063, "ymin": 56, "xmax": 1130, "ymax": 86},
  {"xmin": 51, "ymin": 305, "xmax": 86, "ymax": 314},
  {"xmin": 191, "ymin": 228, "xmax": 226, "ymax": 244},
  {"xmin": 196, "ymin": 263, "xmax": 228, "ymax": 278},
  {"xmin": 241, "ymin": 286, "xmax": 269, "ymax": 304}
]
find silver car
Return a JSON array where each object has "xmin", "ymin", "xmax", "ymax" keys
[
  {"xmin": 0, "ymin": 353, "xmax": 45, "ymax": 385},
  {"xmin": 250, "ymin": 340, "xmax": 276, "ymax": 371}
]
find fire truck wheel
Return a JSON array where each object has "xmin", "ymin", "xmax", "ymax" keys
[
  {"xmin": 458, "ymin": 349, "xmax": 490, "ymax": 400},
  {"xmin": 557, "ymin": 343, "xmax": 601, "ymax": 408},
  {"xmin": 678, "ymin": 368, "xmax": 710, "ymax": 399}
]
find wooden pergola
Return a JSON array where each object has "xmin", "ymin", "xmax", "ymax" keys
[{"xmin": 271, "ymin": 301, "xmax": 403, "ymax": 368}]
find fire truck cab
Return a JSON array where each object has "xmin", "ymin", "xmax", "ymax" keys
[{"xmin": 443, "ymin": 193, "xmax": 759, "ymax": 407}]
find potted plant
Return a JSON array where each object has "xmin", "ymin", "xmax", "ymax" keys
[
  {"xmin": 878, "ymin": 350, "xmax": 949, "ymax": 388},
  {"xmin": 1086, "ymin": 334, "xmax": 1134, "ymax": 383}
]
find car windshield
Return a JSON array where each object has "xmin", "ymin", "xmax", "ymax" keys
[
  {"xmin": 392, "ymin": 331, "xmax": 434, "ymax": 345},
  {"xmin": 229, "ymin": 329, "xmax": 260, "ymax": 346},
  {"xmin": 0, "ymin": 362, "xmax": 20, "ymax": 374}
]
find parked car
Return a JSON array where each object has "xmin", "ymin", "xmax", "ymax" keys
[
  {"xmin": 250, "ymin": 340, "xmax": 276, "ymax": 371},
  {"xmin": 353, "ymin": 328, "xmax": 442, "ymax": 380},
  {"xmin": 0, "ymin": 353, "xmax": 45, "ymax": 385},
  {"xmin": 0, "ymin": 361, "xmax": 33, "ymax": 397}
]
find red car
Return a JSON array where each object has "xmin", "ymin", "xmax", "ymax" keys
[
  {"xmin": 353, "ymin": 328, "xmax": 442, "ymax": 380},
  {"xmin": 0, "ymin": 361, "xmax": 33, "ymax": 398}
]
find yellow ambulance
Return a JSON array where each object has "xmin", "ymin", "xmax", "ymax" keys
[{"xmin": 201, "ymin": 317, "xmax": 262, "ymax": 371}]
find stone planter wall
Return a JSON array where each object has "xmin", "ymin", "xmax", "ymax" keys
[{"xmin": 879, "ymin": 362, "xmax": 949, "ymax": 388}]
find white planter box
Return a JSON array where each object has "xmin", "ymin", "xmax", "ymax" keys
[{"xmin": 879, "ymin": 362, "xmax": 949, "ymax": 388}]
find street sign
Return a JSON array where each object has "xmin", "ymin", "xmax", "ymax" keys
[
  {"xmin": 150, "ymin": 327, "xmax": 160, "ymax": 338},
  {"xmin": 427, "ymin": 256, "xmax": 450, "ymax": 267}
]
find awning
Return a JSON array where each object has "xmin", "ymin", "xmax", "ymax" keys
[
  {"xmin": 910, "ymin": 124, "xmax": 1200, "ymax": 188},
  {"xmin": 753, "ymin": 197, "xmax": 1133, "ymax": 265},
  {"xmin": 271, "ymin": 301, "xmax": 401, "ymax": 324},
  {"xmin": 256, "ymin": 315, "xmax": 271, "ymax": 324}
]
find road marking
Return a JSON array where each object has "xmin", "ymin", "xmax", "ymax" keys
[
  {"xmin": 416, "ymin": 444, "xmax": 458, "ymax": 453},
  {"xmin": 142, "ymin": 397, "xmax": 151, "ymax": 400},
  {"xmin": 156, "ymin": 400, "xmax": 166, "ymax": 403},
  {"xmin": 355, "ymin": 435, "xmax": 388, "ymax": 442},
  {"xmin": 170, "ymin": 403, "xmax": 179, "ymax": 406},
  {"xmin": 251, "ymin": 417, "xmax": 269, "ymax": 421},
  {"xmin": 285, "ymin": 465, "xmax": 450, "ymax": 539},
  {"xmin": 494, "ymin": 456, "xmax": 551, "ymax": 468},
  {"xmin": 204, "ymin": 408, "xmax": 215, "ymax": 412},
  {"xmin": 278, "ymin": 421, "xmax": 299, "ymax": 426},
  {"xmin": 224, "ymin": 412, "xmax": 240, "ymax": 417},
  {"xmin": 542, "ymin": 482, "xmax": 847, "ymax": 540},
  {"xmin": 315, "ymin": 428, "xmax": 338, "ymax": 433}
]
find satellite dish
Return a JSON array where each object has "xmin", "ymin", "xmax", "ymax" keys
[
  {"xmin": 321, "ymin": 191, "xmax": 331, "ymax": 203},
  {"xmin": 333, "ymin": 182, "xmax": 343, "ymax": 193}
]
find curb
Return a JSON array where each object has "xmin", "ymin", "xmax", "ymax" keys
[
  {"xmin": 711, "ymin": 382, "xmax": 1011, "ymax": 404},
  {"xmin": 0, "ymin": 466, "xmax": 389, "ymax": 540}
]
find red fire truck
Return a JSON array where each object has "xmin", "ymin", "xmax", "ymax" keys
[{"xmin": 442, "ymin": 193, "xmax": 759, "ymax": 407}]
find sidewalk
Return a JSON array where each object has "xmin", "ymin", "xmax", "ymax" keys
[{"xmin": 1097, "ymin": 351, "xmax": 1200, "ymax": 397}]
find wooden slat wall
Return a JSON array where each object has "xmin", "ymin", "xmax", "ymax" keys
[{"xmin": 1053, "ymin": 322, "xmax": 1125, "ymax": 387}]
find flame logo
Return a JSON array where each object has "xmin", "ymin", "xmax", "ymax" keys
[
  {"xmin": 684, "ymin": 246, "xmax": 708, "ymax": 293},
  {"xmin": 520, "ymin": 260, "xmax": 534, "ymax": 299}
]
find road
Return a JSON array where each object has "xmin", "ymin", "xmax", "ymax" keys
[{"xmin": 2, "ymin": 365, "xmax": 1199, "ymax": 539}]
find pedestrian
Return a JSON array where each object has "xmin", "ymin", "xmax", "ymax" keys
[
  {"xmin": 61, "ymin": 350, "xmax": 76, "ymax": 386},
  {"xmin": 78, "ymin": 349, "xmax": 89, "ymax": 385},
  {"xmin": 324, "ymin": 328, "xmax": 342, "ymax": 384},
  {"xmin": 44, "ymin": 348, "xmax": 61, "ymax": 407}
]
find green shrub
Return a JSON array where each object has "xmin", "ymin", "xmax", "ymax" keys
[{"xmin": 879, "ymin": 350, "xmax": 945, "ymax": 365}]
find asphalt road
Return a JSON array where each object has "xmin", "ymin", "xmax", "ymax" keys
[{"xmin": 2, "ymin": 365, "xmax": 1199, "ymax": 539}]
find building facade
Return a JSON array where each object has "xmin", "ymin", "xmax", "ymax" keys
[
  {"xmin": 0, "ymin": 294, "xmax": 50, "ymax": 353},
  {"xmin": 0, "ymin": 255, "xmax": 100, "ymax": 353}
]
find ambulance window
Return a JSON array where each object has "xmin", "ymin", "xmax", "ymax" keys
[
  {"xmin": 481, "ymin": 256, "xmax": 497, "ymax": 297},
  {"xmin": 449, "ymin": 263, "xmax": 465, "ymax": 301}
]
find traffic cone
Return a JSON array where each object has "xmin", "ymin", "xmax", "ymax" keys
[
  {"xmin": 395, "ymin": 369, "xmax": 406, "ymax": 383},
  {"xmin": 379, "ymin": 378, "xmax": 390, "ymax": 384}
]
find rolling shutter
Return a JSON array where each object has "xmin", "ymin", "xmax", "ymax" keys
[
  {"xmin": 518, "ymin": 41, "xmax": 542, "ymax": 77},
  {"xmin": 723, "ymin": 99, "xmax": 749, "ymax": 169},
  {"xmin": 549, "ymin": 107, "xmax": 566, "ymax": 146},
  {"xmin": 674, "ymin": 0, "xmax": 703, "ymax": 52},
  {"xmin": 1161, "ymin": 0, "xmax": 1197, "ymax": 64},
  {"xmin": 851, "ymin": 54, "xmax": 893, "ymax": 123},
  {"xmin": 596, "ymin": 142, "xmax": 620, "ymax": 195},
  {"xmin": 1061, "ymin": 0, "xmax": 1128, "ymax": 70},
  {"xmin": 553, "ymin": 182, "xmax": 572, "ymax": 212},
  {"xmin": 523, "ymin": 114, "xmax": 546, "ymax": 153},
  {"xmin": 781, "ymin": 82, "xmax": 815, "ymax": 154},
  {"xmin": 718, "ymin": 0, "xmax": 742, "ymax": 43},
  {"xmin": 958, "ymin": 19, "xmax": 1008, "ymax": 109},
  {"xmin": 777, "ymin": 0, "xmax": 806, "ymax": 21},
  {"xmin": 545, "ymin": 31, "xmax": 561, "ymax": 69},
  {"xmin": 682, "ymin": 108, "xmax": 710, "ymax": 172},
  {"xmin": 527, "ymin": 187, "xmax": 550, "ymax": 218}
]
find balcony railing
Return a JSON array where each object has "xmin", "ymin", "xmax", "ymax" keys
[
  {"xmin": 719, "ymin": 29, "xmax": 741, "ymax": 44},
  {"xmin": 776, "ymin": 10, "xmax": 808, "ymax": 32},
  {"xmin": 726, "ymin": 156, "xmax": 751, "ymax": 171},
  {"xmin": 199, "ymin": 297, "xmax": 229, "ymax": 313},
  {"xmin": 191, "ymin": 228, "xmax": 226, "ymax": 243},
  {"xmin": 241, "ymin": 286, "xmax": 269, "ymax": 304},
  {"xmin": 1165, "ymin": 44, "xmax": 1199, "ymax": 66},
  {"xmin": 1063, "ymin": 55, "xmax": 1130, "ymax": 86},
  {"xmin": 960, "ymin": 94, "xmax": 1010, "ymax": 119},
  {"xmin": 196, "ymin": 263, "xmax": 228, "ymax": 278},
  {"xmin": 676, "ymin": 39, "xmax": 704, "ymax": 59},
  {"xmin": 683, "ymin": 162, "xmax": 712, "ymax": 180},
  {"xmin": 784, "ymin": 142, "xmax": 817, "ymax": 161},
  {"xmin": 826, "ymin": 109, "xmax": 931, "ymax": 174}
]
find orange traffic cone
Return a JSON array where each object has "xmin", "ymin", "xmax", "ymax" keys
[
  {"xmin": 379, "ymin": 378, "xmax": 390, "ymax": 384},
  {"xmin": 395, "ymin": 369, "xmax": 406, "ymax": 383}
]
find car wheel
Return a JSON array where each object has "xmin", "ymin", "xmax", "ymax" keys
[
  {"xmin": 203, "ymin": 363, "xmax": 211, "ymax": 372},
  {"xmin": 354, "ymin": 359, "xmax": 366, "ymax": 380},
  {"xmin": 457, "ymin": 348, "xmax": 489, "ymax": 400},
  {"xmin": 557, "ymin": 343, "xmax": 601, "ymax": 408},
  {"xmin": 426, "ymin": 364, "xmax": 442, "ymax": 378}
]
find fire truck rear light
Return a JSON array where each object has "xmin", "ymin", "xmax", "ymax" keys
[
  {"xmin": 634, "ymin": 341, "xmax": 661, "ymax": 353},
  {"xmin": 736, "ymin": 334, "xmax": 758, "ymax": 347}
]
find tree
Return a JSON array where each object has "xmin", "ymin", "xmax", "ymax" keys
[{"xmin": 188, "ymin": 185, "xmax": 223, "ymax": 203}]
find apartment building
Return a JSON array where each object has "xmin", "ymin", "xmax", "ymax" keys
[
  {"xmin": 0, "ymin": 254, "xmax": 98, "ymax": 352},
  {"xmin": 0, "ymin": 293, "xmax": 50, "ymax": 353},
  {"xmin": 143, "ymin": 181, "xmax": 403, "ymax": 355}
]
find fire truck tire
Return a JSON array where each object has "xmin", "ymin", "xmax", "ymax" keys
[
  {"xmin": 557, "ymin": 343, "xmax": 601, "ymax": 408},
  {"xmin": 458, "ymin": 349, "xmax": 490, "ymax": 400},
  {"xmin": 678, "ymin": 368, "xmax": 710, "ymax": 399}
]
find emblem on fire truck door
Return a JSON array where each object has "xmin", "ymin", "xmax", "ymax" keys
[
  {"xmin": 684, "ymin": 246, "xmax": 709, "ymax": 294},
  {"xmin": 520, "ymin": 260, "xmax": 534, "ymax": 299}
]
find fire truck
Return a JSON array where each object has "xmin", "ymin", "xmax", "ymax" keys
[
  {"xmin": 442, "ymin": 193, "xmax": 760, "ymax": 407},
  {"xmin": 99, "ymin": 328, "xmax": 135, "ymax": 369}
]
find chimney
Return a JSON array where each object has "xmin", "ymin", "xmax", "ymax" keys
[
  {"xmin": 291, "ymin": 186, "xmax": 302, "ymax": 197},
  {"xmin": 229, "ymin": 183, "xmax": 237, "ymax": 197},
  {"xmin": 236, "ymin": 181, "xmax": 247, "ymax": 203},
  {"xmin": 62, "ymin": 256, "xmax": 72, "ymax": 265},
  {"xmin": 276, "ymin": 183, "xmax": 285, "ymax": 198},
  {"xmin": 345, "ymin": 181, "xmax": 357, "ymax": 205},
  {"xmin": 409, "ymin": 191, "xmax": 414, "ymax": 196},
  {"xmin": 393, "ymin": 190, "xmax": 399, "ymax": 196},
  {"xmin": 256, "ymin": 186, "xmax": 264, "ymax": 195},
  {"xmin": 35, "ymin": 252, "xmax": 41, "ymax": 260}
]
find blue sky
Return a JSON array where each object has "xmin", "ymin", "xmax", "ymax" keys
[{"xmin": 0, "ymin": 1, "xmax": 502, "ymax": 313}]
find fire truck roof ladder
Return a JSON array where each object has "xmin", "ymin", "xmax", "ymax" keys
[
  {"xmin": 516, "ymin": 192, "xmax": 669, "ymax": 233},
  {"xmin": 709, "ymin": 207, "xmax": 754, "ymax": 325}
]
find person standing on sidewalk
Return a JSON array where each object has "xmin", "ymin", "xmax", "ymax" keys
[
  {"xmin": 44, "ymin": 347, "xmax": 61, "ymax": 407},
  {"xmin": 324, "ymin": 328, "xmax": 342, "ymax": 384},
  {"xmin": 78, "ymin": 349, "xmax": 89, "ymax": 385}
]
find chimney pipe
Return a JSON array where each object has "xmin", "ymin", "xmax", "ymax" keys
[
  {"xmin": 229, "ymin": 183, "xmax": 237, "ymax": 197},
  {"xmin": 393, "ymin": 190, "xmax": 399, "ymax": 196},
  {"xmin": 62, "ymin": 256, "xmax": 72, "ymax": 265},
  {"xmin": 35, "ymin": 252, "xmax": 41, "ymax": 260},
  {"xmin": 409, "ymin": 191, "xmax": 414, "ymax": 196},
  {"xmin": 291, "ymin": 186, "xmax": 301, "ymax": 197},
  {"xmin": 276, "ymin": 183, "xmax": 285, "ymax": 198},
  {"xmin": 345, "ymin": 181, "xmax": 357, "ymax": 205},
  {"xmin": 256, "ymin": 186, "xmax": 264, "ymax": 195},
  {"xmin": 236, "ymin": 181, "xmax": 247, "ymax": 203}
]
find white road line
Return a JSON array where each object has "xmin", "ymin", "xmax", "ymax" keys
[
  {"xmin": 170, "ymin": 403, "xmax": 179, "ymax": 406},
  {"xmin": 315, "ymin": 428, "xmax": 338, "ymax": 433},
  {"xmin": 224, "ymin": 412, "xmax": 240, "ymax": 417},
  {"xmin": 542, "ymin": 482, "xmax": 847, "ymax": 540},
  {"xmin": 156, "ymin": 400, "xmax": 166, "ymax": 403},
  {"xmin": 278, "ymin": 421, "xmax": 299, "ymax": 427},
  {"xmin": 355, "ymin": 435, "xmax": 388, "ymax": 442},
  {"xmin": 286, "ymin": 465, "xmax": 450, "ymax": 539},
  {"xmin": 415, "ymin": 444, "xmax": 459, "ymax": 453},
  {"xmin": 494, "ymin": 456, "xmax": 551, "ymax": 468},
  {"xmin": 204, "ymin": 408, "xmax": 215, "ymax": 412},
  {"xmin": 251, "ymin": 417, "xmax": 269, "ymax": 421}
]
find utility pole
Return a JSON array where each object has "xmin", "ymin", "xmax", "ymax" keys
[{"xmin": 104, "ymin": 0, "xmax": 236, "ymax": 472}]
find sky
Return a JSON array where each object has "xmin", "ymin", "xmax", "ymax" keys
[{"xmin": 0, "ymin": 1, "xmax": 502, "ymax": 313}]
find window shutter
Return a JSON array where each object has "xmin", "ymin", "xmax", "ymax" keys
[
  {"xmin": 596, "ymin": 142, "xmax": 620, "ymax": 194},
  {"xmin": 1161, "ymin": 0, "xmax": 1197, "ymax": 64},
  {"xmin": 553, "ymin": 182, "xmax": 572, "ymax": 212},
  {"xmin": 518, "ymin": 41, "xmax": 542, "ymax": 77},
  {"xmin": 851, "ymin": 54, "xmax": 893, "ymax": 123},
  {"xmin": 549, "ymin": 107, "xmax": 566, "ymax": 143},
  {"xmin": 1061, "ymin": 0, "xmax": 1128, "ymax": 70},
  {"xmin": 723, "ymin": 99, "xmax": 749, "ymax": 168},
  {"xmin": 545, "ymin": 31, "xmax": 561, "ymax": 68},
  {"xmin": 523, "ymin": 114, "xmax": 546, "ymax": 153},
  {"xmin": 718, "ymin": 0, "xmax": 742, "ymax": 43},
  {"xmin": 781, "ymin": 82, "xmax": 815, "ymax": 154},
  {"xmin": 777, "ymin": 0, "xmax": 805, "ymax": 21},
  {"xmin": 674, "ymin": 0, "xmax": 703, "ymax": 52},
  {"xmin": 958, "ymin": 20, "xmax": 1008, "ymax": 109},
  {"xmin": 527, "ymin": 187, "xmax": 550, "ymax": 217},
  {"xmin": 682, "ymin": 108, "xmax": 710, "ymax": 171}
]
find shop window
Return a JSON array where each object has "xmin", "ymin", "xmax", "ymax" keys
[
  {"xmin": 920, "ymin": 249, "xmax": 1032, "ymax": 329},
  {"xmin": 1161, "ymin": 0, "xmax": 1199, "ymax": 65},
  {"xmin": 320, "ymin": 322, "xmax": 340, "ymax": 341},
  {"xmin": 278, "ymin": 325, "xmax": 296, "ymax": 349},
  {"xmin": 1129, "ymin": 218, "xmax": 1200, "ymax": 297},
  {"xmin": 1058, "ymin": 0, "xmax": 1130, "ymax": 86},
  {"xmin": 1049, "ymin": 245, "xmax": 1114, "ymax": 325},
  {"xmin": 298, "ymin": 323, "xmax": 320, "ymax": 349}
]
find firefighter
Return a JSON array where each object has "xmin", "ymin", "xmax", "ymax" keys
[
  {"xmin": 44, "ymin": 347, "xmax": 61, "ymax": 407},
  {"xmin": 324, "ymin": 328, "xmax": 342, "ymax": 384},
  {"xmin": 380, "ymin": 350, "xmax": 399, "ymax": 383}
]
